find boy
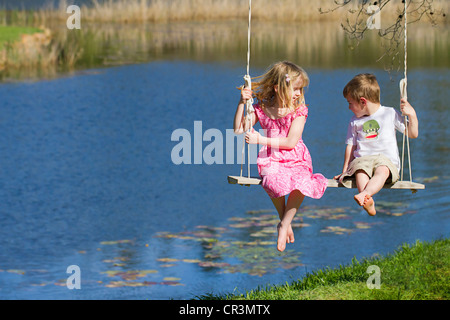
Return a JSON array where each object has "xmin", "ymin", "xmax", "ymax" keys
[{"xmin": 335, "ymin": 73, "xmax": 419, "ymax": 215}]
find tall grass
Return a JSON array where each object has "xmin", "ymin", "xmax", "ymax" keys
[
  {"xmin": 1, "ymin": 0, "xmax": 447, "ymax": 24},
  {"xmin": 1, "ymin": 18, "xmax": 447, "ymax": 81},
  {"xmin": 0, "ymin": 0, "xmax": 447, "ymax": 80}
]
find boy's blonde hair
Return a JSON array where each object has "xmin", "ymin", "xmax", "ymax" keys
[
  {"xmin": 343, "ymin": 73, "xmax": 380, "ymax": 104},
  {"xmin": 252, "ymin": 61, "xmax": 309, "ymax": 110}
]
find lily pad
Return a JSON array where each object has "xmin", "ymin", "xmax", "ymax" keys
[
  {"xmin": 100, "ymin": 239, "xmax": 133, "ymax": 245},
  {"xmin": 155, "ymin": 233, "xmax": 196, "ymax": 240},
  {"xmin": 195, "ymin": 226, "xmax": 227, "ymax": 232},
  {"xmin": 320, "ymin": 226, "xmax": 353, "ymax": 235},
  {"xmin": 101, "ymin": 270, "xmax": 158, "ymax": 281},
  {"xmin": 159, "ymin": 281, "xmax": 184, "ymax": 286},
  {"xmin": 163, "ymin": 277, "xmax": 181, "ymax": 281},
  {"xmin": 157, "ymin": 258, "xmax": 179, "ymax": 263},
  {"xmin": 354, "ymin": 222, "xmax": 371, "ymax": 229},
  {"xmin": 182, "ymin": 259, "xmax": 202, "ymax": 263},
  {"xmin": 421, "ymin": 176, "xmax": 439, "ymax": 183},
  {"xmin": 291, "ymin": 223, "xmax": 310, "ymax": 228},
  {"xmin": 198, "ymin": 261, "xmax": 231, "ymax": 268},
  {"xmin": 6, "ymin": 269, "xmax": 25, "ymax": 275},
  {"xmin": 246, "ymin": 209, "xmax": 275, "ymax": 214},
  {"xmin": 105, "ymin": 280, "xmax": 157, "ymax": 288}
]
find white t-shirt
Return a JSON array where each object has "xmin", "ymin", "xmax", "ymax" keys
[{"xmin": 346, "ymin": 106, "xmax": 406, "ymax": 171}]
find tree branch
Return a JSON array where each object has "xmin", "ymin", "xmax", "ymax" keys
[{"xmin": 320, "ymin": 0, "xmax": 447, "ymax": 71}]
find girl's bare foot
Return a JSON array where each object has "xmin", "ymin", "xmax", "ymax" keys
[
  {"xmin": 363, "ymin": 195, "xmax": 376, "ymax": 216},
  {"xmin": 287, "ymin": 225, "xmax": 295, "ymax": 244},
  {"xmin": 277, "ymin": 223, "xmax": 288, "ymax": 252}
]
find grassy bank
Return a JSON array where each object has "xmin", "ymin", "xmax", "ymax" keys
[
  {"xmin": 202, "ymin": 238, "xmax": 449, "ymax": 300},
  {"xmin": 0, "ymin": 24, "xmax": 82, "ymax": 79},
  {"xmin": 0, "ymin": 26, "xmax": 41, "ymax": 50},
  {"xmin": 0, "ymin": 25, "xmax": 58, "ymax": 73}
]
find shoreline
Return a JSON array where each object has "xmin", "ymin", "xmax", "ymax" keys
[
  {"xmin": 0, "ymin": 19, "xmax": 448, "ymax": 82},
  {"xmin": 0, "ymin": 26, "xmax": 54, "ymax": 72},
  {"xmin": 201, "ymin": 238, "xmax": 449, "ymax": 300}
]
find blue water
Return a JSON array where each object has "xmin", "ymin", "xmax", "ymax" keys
[
  {"xmin": 0, "ymin": 62, "xmax": 448, "ymax": 299},
  {"xmin": 0, "ymin": 0, "xmax": 89, "ymax": 9}
]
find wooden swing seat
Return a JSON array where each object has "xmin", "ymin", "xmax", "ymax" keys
[
  {"xmin": 327, "ymin": 178, "xmax": 425, "ymax": 191},
  {"xmin": 227, "ymin": 175, "xmax": 261, "ymax": 186},
  {"xmin": 227, "ymin": 176, "xmax": 425, "ymax": 191}
]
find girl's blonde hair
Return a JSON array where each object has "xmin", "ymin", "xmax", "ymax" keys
[{"xmin": 252, "ymin": 61, "xmax": 309, "ymax": 111}]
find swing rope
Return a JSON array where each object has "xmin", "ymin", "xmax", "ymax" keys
[
  {"xmin": 240, "ymin": 0, "xmax": 254, "ymax": 179},
  {"xmin": 400, "ymin": 0, "xmax": 413, "ymax": 184}
]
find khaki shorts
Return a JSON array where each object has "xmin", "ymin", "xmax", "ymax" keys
[{"xmin": 339, "ymin": 154, "xmax": 400, "ymax": 188}]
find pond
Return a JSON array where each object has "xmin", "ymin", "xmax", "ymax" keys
[{"xmin": 0, "ymin": 22, "xmax": 448, "ymax": 300}]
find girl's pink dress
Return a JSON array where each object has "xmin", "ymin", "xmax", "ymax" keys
[{"xmin": 254, "ymin": 104, "xmax": 327, "ymax": 199}]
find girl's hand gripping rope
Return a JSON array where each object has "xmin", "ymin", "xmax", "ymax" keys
[
  {"xmin": 245, "ymin": 128, "xmax": 260, "ymax": 145},
  {"xmin": 240, "ymin": 87, "xmax": 253, "ymax": 104}
]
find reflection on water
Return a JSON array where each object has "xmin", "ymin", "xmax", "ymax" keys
[{"xmin": 1, "ymin": 20, "xmax": 448, "ymax": 81}]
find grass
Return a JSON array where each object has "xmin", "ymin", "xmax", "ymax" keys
[
  {"xmin": 201, "ymin": 238, "xmax": 449, "ymax": 300},
  {"xmin": 0, "ymin": 25, "xmax": 42, "ymax": 50},
  {"xmin": 0, "ymin": 25, "xmax": 74, "ymax": 79}
]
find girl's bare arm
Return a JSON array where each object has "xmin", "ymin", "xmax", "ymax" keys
[{"xmin": 245, "ymin": 116, "xmax": 306, "ymax": 150}]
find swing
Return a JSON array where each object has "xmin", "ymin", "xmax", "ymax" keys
[
  {"xmin": 227, "ymin": 0, "xmax": 262, "ymax": 187},
  {"xmin": 228, "ymin": 0, "xmax": 424, "ymax": 192},
  {"xmin": 327, "ymin": 0, "xmax": 425, "ymax": 193}
]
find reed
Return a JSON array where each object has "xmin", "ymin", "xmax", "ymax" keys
[
  {"xmin": 2, "ymin": 0, "xmax": 447, "ymax": 24},
  {"xmin": 0, "ymin": 1, "xmax": 447, "ymax": 80},
  {"xmin": 1, "ymin": 17, "xmax": 447, "ymax": 81}
]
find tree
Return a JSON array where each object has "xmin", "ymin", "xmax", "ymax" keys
[{"xmin": 319, "ymin": 0, "xmax": 447, "ymax": 71}]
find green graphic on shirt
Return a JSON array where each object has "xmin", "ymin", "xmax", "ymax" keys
[{"xmin": 363, "ymin": 119, "xmax": 380, "ymax": 139}]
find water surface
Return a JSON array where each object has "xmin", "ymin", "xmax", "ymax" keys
[
  {"xmin": 0, "ymin": 60, "xmax": 448, "ymax": 299},
  {"xmin": 0, "ymin": 10, "xmax": 448, "ymax": 299}
]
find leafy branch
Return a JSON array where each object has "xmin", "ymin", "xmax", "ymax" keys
[{"xmin": 319, "ymin": 0, "xmax": 447, "ymax": 71}]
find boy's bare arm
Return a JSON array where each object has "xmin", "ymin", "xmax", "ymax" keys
[
  {"xmin": 334, "ymin": 144, "xmax": 355, "ymax": 179},
  {"xmin": 400, "ymin": 98, "xmax": 419, "ymax": 138}
]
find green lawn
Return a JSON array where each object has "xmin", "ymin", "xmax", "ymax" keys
[
  {"xmin": 202, "ymin": 238, "xmax": 449, "ymax": 300},
  {"xmin": 0, "ymin": 25, "xmax": 42, "ymax": 50}
]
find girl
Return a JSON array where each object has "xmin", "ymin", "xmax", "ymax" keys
[{"xmin": 233, "ymin": 61, "xmax": 327, "ymax": 252}]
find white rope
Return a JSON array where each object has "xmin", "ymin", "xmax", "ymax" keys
[
  {"xmin": 240, "ymin": 0, "xmax": 254, "ymax": 179},
  {"xmin": 246, "ymin": 0, "xmax": 252, "ymax": 77},
  {"xmin": 404, "ymin": 0, "xmax": 408, "ymax": 86},
  {"xmin": 400, "ymin": 0, "xmax": 413, "ymax": 183}
]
